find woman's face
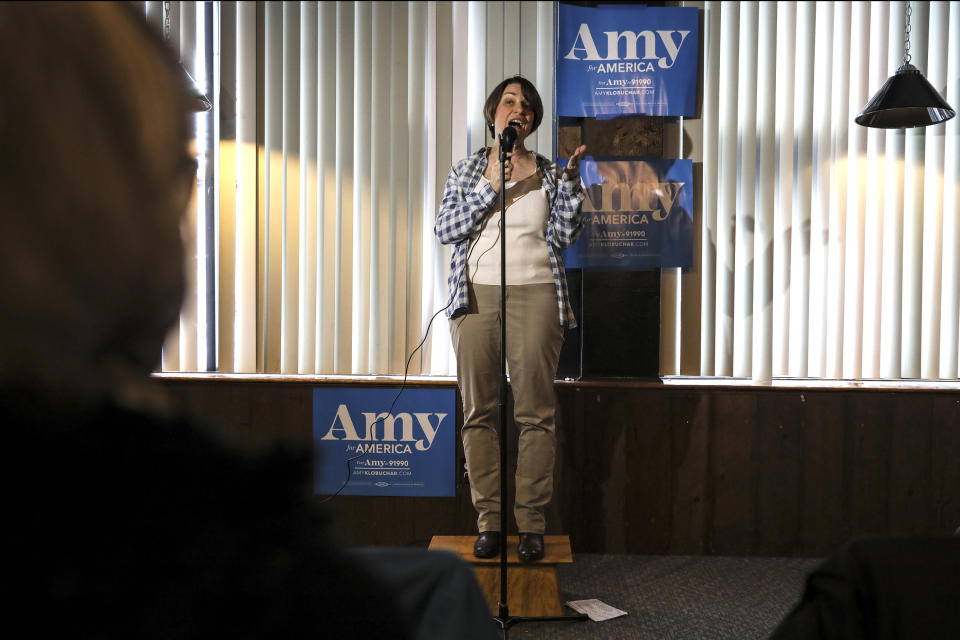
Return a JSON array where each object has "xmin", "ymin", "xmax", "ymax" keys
[{"xmin": 493, "ymin": 82, "xmax": 535, "ymax": 145}]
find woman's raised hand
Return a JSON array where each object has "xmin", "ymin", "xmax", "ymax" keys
[{"xmin": 562, "ymin": 145, "xmax": 587, "ymax": 181}]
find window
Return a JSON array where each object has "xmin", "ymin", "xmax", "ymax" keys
[
  {"xmin": 155, "ymin": 1, "xmax": 959, "ymax": 384},
  {"xmin": 665, "ymin": 1, "xmax": 960, "ymax": 383}
]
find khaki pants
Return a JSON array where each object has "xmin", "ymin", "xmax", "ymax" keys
[{"xmin": 449, "ymin": 283, "xmax": 564, "ymax": 534}]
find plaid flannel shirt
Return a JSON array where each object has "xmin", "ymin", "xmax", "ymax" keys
[{"xmin": 435, "ymin": 147, "xmax": 585, "ymax": 328}]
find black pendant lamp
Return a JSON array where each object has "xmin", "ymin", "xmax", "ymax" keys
[{"xmin": 856, "ymin": 2, "xmax": 954, "ymax": 129}]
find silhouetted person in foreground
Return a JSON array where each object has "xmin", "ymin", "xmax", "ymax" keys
[
  {"xmin": 770, "ymin": 535, "xmax": 960, "ymax": 638},
  {"xmin": 0, "ymin": 4, "xmax": 496, "ymax": 638}
]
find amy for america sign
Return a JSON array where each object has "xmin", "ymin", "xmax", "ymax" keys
[
  {"xmin": 563, "ymin": 157, "xmax": 694, "ymax": 270},
  {"xmin": 313, "ymin": 387, "xmax": 456, "ymax": 497},
  {"xmin": 557, "ymin": 4, "xmax": 699, "ymax": 117}
]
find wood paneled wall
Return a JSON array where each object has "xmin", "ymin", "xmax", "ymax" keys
[{"xmin": 160, "ymin": 378, "xmax": 960, "ymax": 556}]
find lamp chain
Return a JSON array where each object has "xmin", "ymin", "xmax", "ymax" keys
[{"xmin": 904, "ymin": 1, "xmax": 913, "ymax": 66}]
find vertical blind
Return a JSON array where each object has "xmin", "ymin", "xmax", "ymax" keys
[
  {"xmin": 148, "ymin": 0, "xmax": 218, "ymax": 375},
  {"xmin": 153, "ymin": 1, "xmax": 555, "ymax": 376},
  {"xmin": 153, "ymin": 1, "xmax": 959, "ymax": 383},
  {"xmin": 673, "ymin": 0, "xmax": 960, "ymax": 382}
]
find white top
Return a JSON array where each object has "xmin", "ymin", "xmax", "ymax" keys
[{"xmin": 467, "ymin": 172, "xmax": 553, "ymax": 286}]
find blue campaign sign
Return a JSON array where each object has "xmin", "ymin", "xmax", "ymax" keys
[
  {"xmin": 313, "ymin": 387, "xmax": 456, "ymax": 497},
  {"xmin": 557, "ymin": 4, "xmax": 699, "ymax": 117},
  {"xmin": 563, "ymin": 157, "xmax": 694, "ymax": 270}
]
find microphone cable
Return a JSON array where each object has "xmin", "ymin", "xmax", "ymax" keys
[{"xmin": 317, "ymin": 182, "xmax": 503, "ymax": 504}]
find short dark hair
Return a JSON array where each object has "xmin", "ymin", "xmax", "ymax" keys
[{"xmin": 483, "ymin": 75, "xmax": 544, "ymax": 138}]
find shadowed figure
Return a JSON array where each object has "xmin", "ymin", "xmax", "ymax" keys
[
  {"xmin": 0, "ymin": 4, "xmax": 495, "ymax": 638},
  {"xmin": 770, "ymin": 535, "xmax": 960, "ymax": 639}
]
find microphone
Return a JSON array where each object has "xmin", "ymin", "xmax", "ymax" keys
[{"xmin": 499, "ymin": 125, "xmax": 518, "ymax": 158}]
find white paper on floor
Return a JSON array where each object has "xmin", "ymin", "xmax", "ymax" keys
[{"xmin": 564, "ymin": 599, "xmax": 628, "ymax": 622}]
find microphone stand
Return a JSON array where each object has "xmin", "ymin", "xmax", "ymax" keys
[{"xmin": 492, "ymin": 130, "xmax": 588, "ymax": 637}]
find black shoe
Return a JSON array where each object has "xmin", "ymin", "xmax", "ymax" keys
[
  {"xmin": 518, "ymin": 533, "xmax": 544, "ymax": 562},
  {"xmin": 473, "ymin": 531, "xmax": 499, "ymax": 558}
]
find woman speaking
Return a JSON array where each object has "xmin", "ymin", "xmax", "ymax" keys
[{"xmin": 435, "ymin": 76, "xmax": 587, "ymax": 562}]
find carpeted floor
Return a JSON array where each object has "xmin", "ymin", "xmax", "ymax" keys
[{"xmin": 506, "ymin": 554, "xmax": 822, "ymax": 640}]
